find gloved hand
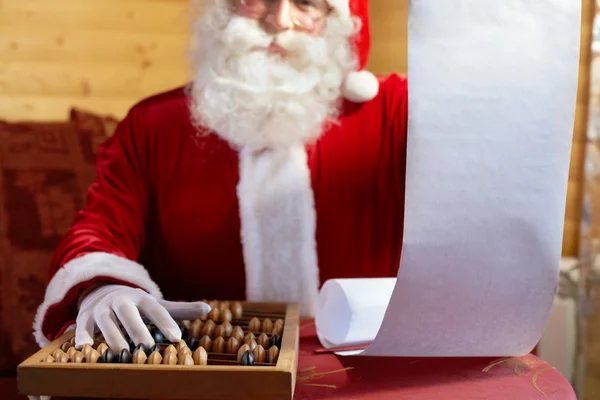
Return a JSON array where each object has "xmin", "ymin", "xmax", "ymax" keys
[{"xmin": 75, "ymin": 284, "xmax": 211, "ymax": 351}]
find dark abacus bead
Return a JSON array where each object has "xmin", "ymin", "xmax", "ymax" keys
[
  {"xmin": 118, "ymin": 349, "xmax": 132, "ymax": 364},
  {"xmin": 148, "ymin": 343, "xmax": 163, "ymax": 354},
  {"xmin": 100, "ymin": 348, "xmax": 116, "ymax": 363},
  {"xmin": 270, "ymin": 334, "xmax": 282, "ymax": 349},
  {"xmin": 178, "ymin": 322, "xmax": 188, "ymax": 339},
  {"xmin": 185, "ymin": 337, "xmax": 199, "ymax": 351},
  {"xmin": 240, "ymin": 350, "xmax": 255, "ymax": 366},
  {"xmin": 133, "ymin": 343, "xmax": 150, "ymax": 356},
  {"xmin": 152, "ymin": 329, "xmax": 164, "ymax": 343}
]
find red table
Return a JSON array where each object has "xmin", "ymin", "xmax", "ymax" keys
[{"xmin": 294, "ymin": 320, "xmax": 577, "ymax": 399}]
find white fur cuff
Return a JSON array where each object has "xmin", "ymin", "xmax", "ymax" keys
[{"xmin": 32, "ymin": 252, "xmax": 163, "ymax": 347}]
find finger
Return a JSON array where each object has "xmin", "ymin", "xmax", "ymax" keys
[
  {"xmin": 137, "ymin": 296, "xmax": 182, "ymax": 343},
  {"xmin": 94, "ymin": 305, "xmax": 130, "ymax": 352},
  {"xmin": 74, "ymin": 312, "xmax": 96, "ymax": 349},
  {"xmin": 157, "ymin": 300, "xmax": 212, "ymax": 320},
  {"xmin": 112, "ymin": 298, "xmax": 155, "ymax": 347}
]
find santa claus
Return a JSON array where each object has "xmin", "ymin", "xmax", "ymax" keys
[{"xmin": 33, "ymin": 0, "xmax": 408, "ymax": 352}]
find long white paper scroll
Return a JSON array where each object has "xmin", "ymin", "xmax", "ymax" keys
[{"xmin": 316, "ymin": 0, "xmax": 581, "ymax": 356}]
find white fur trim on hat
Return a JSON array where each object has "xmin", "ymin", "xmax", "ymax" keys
[{"xmin": 343, "ymin": 70, "xmax": 379, "ymax": 103}]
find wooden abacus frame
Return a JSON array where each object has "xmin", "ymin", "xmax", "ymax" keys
[{"xmin": 17, "ymin": 302, "xmax": 300, "ymax": 400}]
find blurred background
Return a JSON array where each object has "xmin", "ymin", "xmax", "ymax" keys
[{"xmin": 0, "ymin": 0, "xmax": 599, "ymax": 398}]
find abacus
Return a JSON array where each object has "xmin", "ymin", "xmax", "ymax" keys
[{"xmin": 18, "ymin": 301, "xmax": 300, "ymax": 400}]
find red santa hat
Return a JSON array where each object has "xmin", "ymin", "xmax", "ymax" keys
[{"xmin": 329, "ymin": 0, "xmax": 379, "ymax": 103}]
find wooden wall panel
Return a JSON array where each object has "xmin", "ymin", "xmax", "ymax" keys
[
  {"xmin": 0, "ymin": 0, "xmax": 193, "ymax": 121},
  {"xmin": 0, "ymin": 0, "xmax": 590, "ymax": 256}
]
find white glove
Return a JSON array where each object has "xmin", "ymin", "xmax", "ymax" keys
[{"xmin": 75, "ymin": 284, "xmax": 211, "ymax": 351}]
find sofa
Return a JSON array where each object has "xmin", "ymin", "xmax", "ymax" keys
[{"xmin": 0, "ymin": 108, "xmax": 118, "ymax": 399}]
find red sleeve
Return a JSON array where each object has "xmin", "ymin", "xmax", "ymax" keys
[
  {"xmin": 386, "ymin": 73, "xmax": 408, "ymax": 195},
  {"xmin": 33, "ymin": 106, "xmax": 163, "ymax": 348}
]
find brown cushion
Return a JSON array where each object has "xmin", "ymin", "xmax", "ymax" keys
[{"xmin": 0, "ymin": 110, "xmax": 117, "ymax": 375}]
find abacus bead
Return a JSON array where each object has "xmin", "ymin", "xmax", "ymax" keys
[
  {"xmin": 237, "ymin": 344, "xmax": 251, "ymax": 362},
  {"xmin": 178, "ymin": 321, "xmax": 188, "ymax": 338},
  {"xmin": 152, "ymin": 330, "xmax": 164, "ymax": 344},
  {"xmin": 164, "ymin": 345, "xmax": 177, "ymax": 357},
  {"xmin": 67, "ymin": 347, "xmax": 77, "ymax": 359},
  {"xmin": 232, "ymin": 302, "xmax": 243, "ymax": 319},
  {"xmin": 190, "ymin": 320, "xmax": 203, "ymax": 338},
  {"xmin": 100, "ymin": 348, "xmax": 116, "ymax": 363},
  {"xmin": 213, "ymin": 337, "xmax": 226, "ymax": 353},
  {"xmin": 133, "ymin": 343, "xmax": 149, "ymax": 356},
  {"xmin": 60, "ymin": 341, "xmax": 72, "ymax": 352},
  {"xmin": 252, "ymin": 345, "xmax": 266, "ymax": 363},
  {"xmin": 193, "ymin": 347, "xmax": 208, "ymax": 366},
  {"xmin": 248, "ymin": 317, "xmax": 261, "ymax": 333},
  {"xmin": 185, "ymin": 336, "xmax": 199, "ymax": 351},
  {"xmin": 270, "ymin": 334, "xmax": 282, "ymax": 349},
  {"xmin": 258, "ymin": 333, "xmax": 270, "ymax": 349},
  {"xmin": 222, "ymin": 321, "xmax": 233, "ymax": 336},
  {"xmin": 56, "ymin": 352, "xmax": 70, "ymax": 363},
  {"xmin": 227, "ymin": 337, "xmax": 240, "ymax": 354},
  {"xmin": 181, "ymin": 354, "xmax": 194, "ymax": 366},
  {"xmin": 214, "ymin": 324, "xmax": 226, "ymax": 338},
  {"xmin": 82, "ymin": 344, "xmax": 94, "ymax": 358},
  {"xmin": 199, "ymin": 336, "xmax": 212, "ymax": 352},
  {"xmin": 132, "ymin": 350, "xmax": 147, "ymax": 364},
  {"xmin": 72, "ymin": 351, "xmax": 85, "ymax": 363},
  {"xmin": 262, "ymin": 318, "xmax": 273, "ymax": 334},
  {"xmin": 163, "ymin": 352, "xmax": 177, "ymax": 365},
  {"xmin": 148, "ymin": 351, "xmax": 163, "ymax": 364},
  {"xmin": 43, "ymin": 355, "xmax": 55, "ymax": 363},
  {"xmin": 201, "ymin": 323, "xmax": 215, "ymax": 339},
  {"xmin": 118, "ymin": 349, "xmax": 132, "ymax": 364},
  {"xmin": 97, "ymin": 343, "xmax": 109, "ymax": 356},
  {"xmin": 232, "ymin": 326, "xmax": 244, "ymax": 343},
  {"xmin": 148, "ymin": 344, "xmax": 163, "ymax": 354},
  {"xmin": 221, "ymin": 308, "xmax": 233, "ymax": 323},
  {"xmin": 178, "ymin": 347, "xmax": 192, "ymax": 360},
  {"xmin": 244, "ymin": 333, "xmax": 255, "ymax": 345},
  {"xmin": 70, "ymin": 336, "xmax": 76, "ymax": 345},
  {"xmin": 267, "ymin": 346, "xmax": 280, "ymax": 364},
  {"xmin": 86, "ymin": 349, "xmax": 101, "ymax": 363},
  {"xmin": 52, "ymin": 349, "xmax": 65, "ymax": 359},
  {"xmin": 248, "ymin": 340, "xmax": 258, "ymax": 351},
  {"xmin": 240, "ymin": 350, "xmax": 255, "ymax": 366},
  {"xmin": 207, "ymin": 307, "xmax": 220, "ymax": 322},
  {"xmin": 175, "ymin": 340, "xmax": 188, "ymax": 352}
]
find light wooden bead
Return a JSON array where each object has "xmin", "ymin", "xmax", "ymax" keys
[
  {"xmin": 213, "ymin": 337, "xmax": 226, "ymax": 354},
  {"xmin": 60, "ymin": 341, "xmax": 72, "ymax": 352},
  {"xmin": 164, "ymin": 345, "xmax": 177, "ymax": 356},
  {"xmin": 193, "ymin": 347, "xmax": 208, "ymax": 366},
  {"xmin": 180, "ymin": 354, "xmax": 194, "ymax": 365},
  {"xmin": 275, "ymin": 319, "xmax": 284, "ymax": 328},
  {"xmin": 182, "ymin": 320, "xmax": 192, "ymax": 329},
  {"xmin": 52, "ymin": 349, "xmax": 65, "ymax": 359},
  {"xmin": 97, "ymin": 343, "xmax": 109, "ymax": 356},
  {"xmin": 244, "ymin": 333, "xmax": 255, "ymax": 345},
  {"xmin": 132, "ymin": 350, "xmax": 147, "ymax": 364},
  {"xmin": 199, "ymin": 336, "xmax": 212, "ymax": 352},
  {"xmin": 226, "ymin": 337, "xmax": 240, "ymax": 354},
  {"xmin": 248, "ymin": 340, "xmax": 257, "ymax": 351},
  {"xmin": 232, "ymin": 326, "xmax": 244, "ymax": 343},
  {"xmin": 82, "ymin": 344, "xmax": 94, "ymax": 358},
  {"xmin": 221, "ymin": 321, "xmax": 233, "ymax": 336},
  {"xmin": 252, "ymin": 345, "xmax": 266, "ymax": 363},
  {"xmin": 43, "ymin": 355, "xmax": 55, "ymax": 363},
  {"xmin": 218, "ymin": 301, "xmax": 230, "ymax": 311},
  {"xmin": 257, "ymin": 333, "xmax": 270, "ymax": 349},
  {"xmin": 248, "ymin": 317, "xmax": 261, "ymax": 333},
  {"xmin": 163, "ymin": 352, "xmax": 177, "ymax": 365},
  {"xmin": 267, "ymin": 346, "xmax": 280, "ymax": 364},
  {"xmin": 67, "ymin": 347, "xmax": 78, "ymax": 359},
  {"xmin": 214, "ymin": 324, "xmax": 227, "ymax": 338},
  {"xmin": 56, "ymin": 352, "xmax": 70, "ymax": 363},
  {"xmin": 237, "ymin": 344, "xmax": 251, "ymax": 362},
  {"xmin": 221, "ymin": 308, "xmax": 233, "ymax": 323},
  {"xmin": 148, "ymin": 351, "xmax": 163, "ymax": 364},
  {"xmin": 202, "ymin": 320, "xmax": 216, "ymax": 339},
  {"xmin": 190, "ymin": 319, "xmax": 203, "ymax": 338},
  {"xmin": 207, "ymin": 307, "xmax": 220, "ymax": 322},
  {"xmin": 70, "ymin": 336, "xmax": 76, "ymax": 345},
  {"xmin": 72, "ymin": 351, "xmax": 85, "ymax": 363},
  {"xmin": 261, "ymin": 318, "xmax": 273, "ymax": 334},
  {"xmin": 175, "ymin": 340, "xmax": 188, "ymax": 352},
  {"xmin": 178, "ymin": 347, "xmax": 192, "ymax": 359},
  {"xmin": 85, "ymin": 349, "xmax": 100, "ymax": 363},
  {"xmin": 232, "ymin": 301, "xmax": 243, "ymax": 319}
]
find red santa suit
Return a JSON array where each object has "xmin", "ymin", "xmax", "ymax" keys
[{"xmin": 33, "ymin": 0, "xmax": 408, "ymax": 348}]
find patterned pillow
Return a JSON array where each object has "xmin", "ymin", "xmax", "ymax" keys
[{"xmin": 0, "ymin": 109, "xmax": 117, "ymax": 376}]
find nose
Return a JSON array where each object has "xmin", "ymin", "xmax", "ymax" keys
[{"xmin": 267, "ymin": 0, "xmax": 295, "ymax": 32}]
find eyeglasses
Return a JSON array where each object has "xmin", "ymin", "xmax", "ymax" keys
[{"xmin": 235, "ymin": 0, "xmax": 332, "ymax": 30}]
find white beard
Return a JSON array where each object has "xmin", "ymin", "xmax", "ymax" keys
[
  {"xmin": 187, "ymin": 1, "xmax": 358, "ymax": 316},
  {"xmin": 188, "ymin": 0, "xmax": 357, "ymax": 149}
]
